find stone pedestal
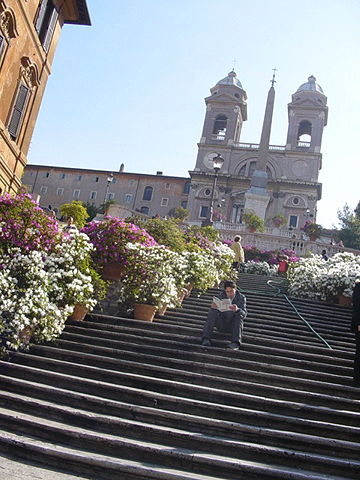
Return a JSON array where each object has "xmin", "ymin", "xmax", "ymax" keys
[{"xmin": 244, "ymin": 191, "xmax": 270, "ymax": 220}]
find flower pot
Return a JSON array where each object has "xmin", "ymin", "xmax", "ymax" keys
[
  {"xmin": 177, "ymin": 287, "xmax": 188, "ymax": 305},
  {"xmin": 133, "ymin": 303, "xmax": 157, "ymax": 322},
  {"xmin": 309, "ymin": 235, "xmax": 318, "ymax": 242},
  {"xmin": 157, "ymin": 304, "xmax": 168, "ymax": 316},
  {"xmin": 337, "ymin": 294, "xmax": 352, "ymax": 307},
  {"xmin": 248, "ymin": 227, "xmax": 257, "ymax": 233},
  {"xmin": 185, "ymin": 283, "xmax": 194, "ymax": 297},
  {"xmin": 19, "ymin": 326, "xmax": 33, "ymax": 345},
  {"xmin": 68, "ymin": 304, "xmax": 89, "ymax": 321},
  {"xmin": 101, "ymin": 262, "xmax": 124, "ymax": 281}
]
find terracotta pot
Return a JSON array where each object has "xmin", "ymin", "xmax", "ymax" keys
[
  {"xmin": 248, "ymin": 227, "xmax": 257, "ymax": 233},
  {"xmin": 19, "ymin": 326, "xmax": 33, "ymax": 344},
  {"xmin": 133, "ymin": 303, "xmax": 157, "ymax": 322},
  {"xmin": 68, "ymin": 304, "xmax": 89, "ymax": 321},
  {"xmin": 309, "ymin": 235, "xmax": 318, "ymax": 242},
  {"xmin": 177, "ymin": 287, "xmax": 188, "ymax": 305},
  {"xmin": 185, "ymin": 283, "xmax": 194, "ymax": 297},
  {"xmin": 337, "ymin": 294, "xmax": 352, "ymax": 307},
  {"xmin": 101, "ymin": 262, "xmax": 124, "ymax": 281},
  {"xmin": 157, "ymin": 304, "xmax": 168, "ymax": 316}
]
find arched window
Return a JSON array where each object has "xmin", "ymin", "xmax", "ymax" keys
[
  {"xmin": 231, "ymin": 204, "xmax": 243, "ymax": 224},
  {"xmin": 297, "ymin": 120, "xmax": 312, "ymax": 146},
  {"xmin": 142, "ymin": 186, "xmax": 153, "ymax": 201},
  {"xmin": 140, "ymin": 206, "xmax": 149, "ymax": 214},
  {"xmin": 212, "ymin": 115, "xmax": 227, "ymax": 138},
  {"xmin": 249, "ymin": 161, "xmax": 257, "ymax": 177},
  {"xmin": 238, "ymin": 164, "xmax": 246, "ymax": 176}
]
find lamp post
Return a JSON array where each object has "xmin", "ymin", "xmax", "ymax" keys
[
  {"xmin": 202, "ymin": 153, "xmax": 224, "ymax": 227},
  {"xmin": 103, "ymin": 173, "xmax": 114, "ymax": 210}
]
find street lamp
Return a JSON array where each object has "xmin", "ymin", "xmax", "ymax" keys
[
  {"xmin": 202, "ymin": 153, "xmax": 224, "ymax": 227},
  {"xmin": 103, "ymin": 173, "xmax": 114, "ymax": 207}
]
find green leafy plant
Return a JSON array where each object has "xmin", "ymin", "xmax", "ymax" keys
[
  {"xmin": 272, "ymin": 214, "xmax": 287, "ymax": 228},
  {"xmin": 302, "ymin": 221, "xmax": 323, "ymax": 240},
  {"xmin": 242, "ymin": 211, "xmax": 265, "ymax": 233},
  {"xmin": 60, "ymin": 201, "xmax": 88, "ymax": 228},
  {"xmin": 168, "ymin": 206, "xmax": 190, "ymax": 222}
]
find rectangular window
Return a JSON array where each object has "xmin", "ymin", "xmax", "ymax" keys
[
  {"xmin": 56, "ymin": 188, "xmax": 64, "ymax": 196},
  {"xmin": 161, "ymin": 198, "xmax": 168, "ymax": 207},
  {"xmin": 200, "ymin": 206, "xmax": 209, "ymax": 218},
  {"xmin": 43, "ymin": 172, "xmax": 49, "ymax": 178},
  {"xmin": 107, "ymin": 193, "xmax": 115, "ymax": 200},
  {"xmin": 90, "ymin": 191, "xmax": 97, "ymax": 200},
  {"xmin": 8, "ymin": 84, "xmax": 30, "ymax": 140},
  {"xmin": 289, "ymin": 215, "xmax": 298, "ymax": 228},
  {"xmin": 40, "ymin": 186, "xmax": 48, "ymax": 195},
  {"xmin": 128, "ymin": 179, "xmax": 135, "ymax": 186},
  {"xmin": 60, "ymin": 173, "xmax": 66, "ymax": 179},
  {"xmin": 181, "ymin": 201, "xmax": 188, "ymax": 209},
  {"xmin": 73, "ymin": 189, "xmax": 80, "ymax": 199},
  {"xmin": 165, "ymin": 183, "xmax": 171, "ymax": 190},
  {"xmin": 124, "ymin": 194, "xmax": 133, "ymax": 204},
  {"xmin": 95, "ymin": 177, "xmax": 99, "ymax": 182},
  {"xmin": 35, "ymin": 0, "xmax": 58, "ymax": 52},
  {"xmin": 77, "ymin": 175, "xmax": 82, "ymax": 181}
]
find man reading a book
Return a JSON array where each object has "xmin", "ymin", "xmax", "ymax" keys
[{"xmin": 201, "ymin": 280, "xmax": 247, "ymax": 350}]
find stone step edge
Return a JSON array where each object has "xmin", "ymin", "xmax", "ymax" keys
[
  {"xmin": 5, "ymin": 357, "xmax": 359, "ymax": 423},
  {"xmin": 1, "ymin": 389, "xmax": 358, "ymax": 460},
  {"xmin": 1, "ymin": 405, "xmax": 359, "ymax": 477},
  {"xmin": 20, "ymin": 347, "xmax": 360, "ymax": 407},
  {"xmin": 0, "ymin": 428, "xmax": 350, "ymax": 480}
]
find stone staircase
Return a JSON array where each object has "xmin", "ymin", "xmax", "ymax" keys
[{"xmin": 0, "ymin": 273, "xmax": 359, "ymax": 479}]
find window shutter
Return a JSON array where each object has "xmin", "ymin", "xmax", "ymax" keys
[
  {"xmin": 43, "ymin": 7, "xmax": 58, "ymax": 52},
  {"xmin": 35, "ymin": 0, "xmax": 47, "ymax": 34},
  {"xmin": 8, "ymin": 85, "xmax": 30, "ymax": 139}
]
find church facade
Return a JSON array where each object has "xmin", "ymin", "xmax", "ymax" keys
[{"xmin": 187, "ymin": 71, "xmax": 328, "ymax": 233}]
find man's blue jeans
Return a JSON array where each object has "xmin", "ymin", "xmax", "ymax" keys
[{"xmin": 202, "ymin": 308, "xmax": 243, "ymax": 344}]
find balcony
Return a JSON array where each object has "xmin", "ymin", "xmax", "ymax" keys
[{"xmin": 232, "ymin": 142, "xmax": 286, "ymax": 151}]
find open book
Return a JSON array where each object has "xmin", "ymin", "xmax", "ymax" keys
[{"xmin": 212, "ymin": 296, "xmax": 232, "ymax": 312}]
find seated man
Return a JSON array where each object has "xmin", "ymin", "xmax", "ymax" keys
[{"xmin": 201, "ymin": 280, "xmax": 247, "ymax": 350}]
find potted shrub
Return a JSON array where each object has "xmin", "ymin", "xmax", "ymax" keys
[
  {"xmin": 242, "ymin": 211, "xmax": 265, "ymax": 233},
  {"xmin": 272, "ymin": 214, "xmax": 287, "ymax": 228},
  {"xmin": 302, "ymin": 221, "xmax": 323, "ymax": 241},
  {"xmin": 81, "ymin": 216, "xmax": 157, "ymax": 281}
]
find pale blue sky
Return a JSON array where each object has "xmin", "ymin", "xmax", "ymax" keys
[{"xmin": 28, "ymin": 0, "xmax": 360, "ymax": 228}]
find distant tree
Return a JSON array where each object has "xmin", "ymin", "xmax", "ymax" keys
[
  {"xmin": 60, "ymin": 201, "xmax": 89, "ymax": 228},
  {"xmin": 168, "ymin": 206, "xmax": 189, "ymax": 222},
  {"xmin": 355, "ymin": 200, "xmax": 360, "ymax": 219},
  {"xmin": 337, "ymin": 203, "xmax": 360, "ymax": 249}
]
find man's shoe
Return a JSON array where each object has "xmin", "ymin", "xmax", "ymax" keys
[
  {"xmin": 201, "ymin": 339, "xmax": 211, "ymax": 347},
  {"xmin": 227, "ymin": 342, "xmax": 240, "ymax": 350}
]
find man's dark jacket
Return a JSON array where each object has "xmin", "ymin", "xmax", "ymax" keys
[{"xmin": 219, "ymin": 290, "xmax": 247, "ymax": 319}]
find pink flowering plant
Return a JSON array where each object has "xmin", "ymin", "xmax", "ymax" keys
[
  {"xmin": 81, "ymin": 216, "xmax": 158, "ymax": 266},
  {"xmin": 0, "ymin": 193, "xmax": 59, "ymax": 253}
]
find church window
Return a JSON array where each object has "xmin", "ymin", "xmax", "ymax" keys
[
  {"xmin": 204, "ymin": 188, "xmax": 211, "ymax": 196},
  {"xmin": 231, "ymin": 204, "xmax": 243, "ymax": 224},
  {"xmin": 292, "ymin": 197, "xmax": 300, "ymax": 205},
  {"xmin": 212, "ymin": 115, "xmax": 227, "ymax": 138},
  {"xmin": 289, "ymin": 215, "xmax": 298, "ymax": 228},
  {"xmin": 183, "ymin": 181, "xmax": 190, "ymax": 194},
  {"xmin": 297, "ymin": 120, "xmax": 312, "ymax": 146},
  {"xmin": 234, "ymin": 93, "xmax": 240, "ymax": 98},
  {"xmin": 34, "ymin": 0, "xmax": 58, "ymax": 53},
  {"xmin": 143, "ymin": 186, "xmax": 153, "ymax": 201},
  {"xmin": 200, "ymin": 206, "xmax": 209, "ymax": 218},
  {"xmin": 140, "ymin": 206, "xmax": 149, "ymax": 215},
  {"xmin": 8, "ymin": 84, "xmax": 30, "ymax": 140},
  {"xmin": 238, "ymin": 164, "xmax": 246, "ymax": 176},
  {"xmin": 248, "ymin": 161, "xmax": 257, "ymax": 177}
]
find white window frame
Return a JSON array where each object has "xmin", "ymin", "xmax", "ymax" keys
[
  {"xmin": 165, "ymin": 183, "xmax": 171, "ymax": 190},
  {"xmin": 199, "ymin": 205, "xmax": 209, "ymax": 218},
  {"xmin": 73, "ymin": 189, "xmax": 80, "ymax": 199},
  {"xmin": 161, "ymin": 197, "xmax": 169, "ymax": 207},
  {"xmin": 289, "ymin": 215, "xmax": 298, "ymax": 228},
  {"xmin": 56, "ymin": 188, "xmax": 64, "ymax": 196},
  {"xmin": 124, "ymin": 194, "xmax": 133, "ymax": 204},
  {"xmin": 90, "ymin": 191, "xmax": 97, "ymax": 200},
  {"xmin": 40, "ymin": 186, "xmax": 48, "ymax": 195}
]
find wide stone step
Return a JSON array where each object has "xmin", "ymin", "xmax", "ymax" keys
[
  {"xmin": 1, "ymin": 362, "xmax": 359, "ymax": 441},
  {"xmin": 0, "ymin": 389, "xmax": 358, "ymax": 462},
  {"xmin": 18, "ymin": 347, "xmax": 360, "ymax": 407},
  {"xmin": 0, "ymin": 405, "xmax": 359, "ymax": 479}
]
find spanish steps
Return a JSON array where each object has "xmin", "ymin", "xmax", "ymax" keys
[{"xmin": 0, "ymin": 273, "xmax": 359, "ymax": 479}]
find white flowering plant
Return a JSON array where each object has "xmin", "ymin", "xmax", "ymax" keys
[
  {"xmin": 239, "ymin": 260, "xmax": 278, "ymax": 276},
  {"xmin": 287, "ymin": 252, "xmax": 360, "ymax": 301},
  {"xmin": 0, "ymin": 230, "xmax": 105, "ymax": 355},
  {"xmin": 119, "ymin": 244, "xmax": 187, "ymax": 308},
  {"xmin": 207, "ymin": 242, "xmax": 237, "ymax": 283},
  {"xmin": 181, "ymin": 250, "xmax": 219, "ymax": 294}
]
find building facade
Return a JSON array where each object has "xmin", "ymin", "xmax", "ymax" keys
[
  {"xmin": 0, "ymin": 0, "xmax": 90, "ymax": 196},
  {"xmin": 187, "ymin": 71, "xmax": 328, "ymax": 233},
  {"xmin": 22, "ymin": 164, "xmax": 191, "ymax": 218}
]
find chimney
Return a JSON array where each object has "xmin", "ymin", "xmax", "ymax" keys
[
  {"xmin": 119, "ymin": 163, "xmax": 124, "ymax": 172},
  {"xmin": 156, "ymin": 171, "xmax": 163, "ymax": 175}
]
